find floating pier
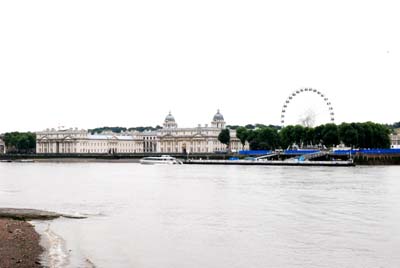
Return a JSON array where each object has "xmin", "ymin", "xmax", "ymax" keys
[{"xmin": 183, "ymin": 159, "xmax": 355, "ymax": 167}]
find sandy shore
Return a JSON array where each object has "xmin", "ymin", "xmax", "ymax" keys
[{"xmin": 0, "ymin": 219, "xmax": 43, "ymax": 267}]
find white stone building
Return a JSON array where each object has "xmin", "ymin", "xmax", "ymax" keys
[
  {"xmin": 36, "ymin": 110, "xmax": 248, "ymax": 154},
  {"xmin": 157, "ymin": 110, "xmax": 245, "ymax": 153},
  {"xmin": 0, "ymin": 138, "xmax": 6, "ymax": 154},
  {"xmin": 390, "ymin": 129, "xmax": 400, "ymax": 149},
  {"xmin": 36, "ymin": 128, "xmax": 142, "ymax": 154}
]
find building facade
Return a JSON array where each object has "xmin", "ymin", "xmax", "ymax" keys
[
  {"xmin": 36, "ymin": 110, "xmax": 249, "ymax": 154},
  {"xmin": 157, "ymin": 110, "xmax": 245, "ymax": 153},
  {"xmin": 390, "ymin": 129, "xmax": 400, "ymax": 149},
  {"xmin": 36, "ymin": 128, "xmax": 143, "ymax": 154},
  {"xmin": 0, "ymin": 138, "xmax": 5, "ymax": 154}
]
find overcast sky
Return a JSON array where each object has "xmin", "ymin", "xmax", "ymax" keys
[{"xmin": 1, "ymin": 0, "xmax": 399, "ymax": 133}]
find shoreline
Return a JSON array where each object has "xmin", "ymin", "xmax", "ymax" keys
[
  {"xmin": 2, "ymin": 152, "xmax": 400, "ymax": 165},
  {"xmin": 0, "ymin": 218, "xmax": 43, "ymax": 268},
  {"xmin": 0, "ymin": 208, "xmax": 88, "ymax": 267},
  {"xmin": 2, "ymin": 158, "xmax": 400, "ymax": 165}
]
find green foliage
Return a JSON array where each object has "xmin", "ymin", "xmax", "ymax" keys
[
  {"xmin": 89, "ymin": 126, "xmax": 127, "ymax": 134},
  {"xmin": 387, "ymin": 121, "xmax": 400, "ymax": 130},
  {"xmin": 236, "ymin": 127, "xmax": 248, "ymax": 149},
  {"xmin": 293, "ymin": 125, "xmax": 306, "ymax": 144},
  {"xmin": 339, "ymin": 122, "xmax": 390, "ymax": 148},
  {"xmin": 304, "ymin": 127, "xmax": 315, "ymax": 145},
  {"xmin": 338, "ymin": 123, "xmax": 358, "ymax": 147},
  {"xmin": 128, "ymin": 125, "xmax": 163, "ymax": 132},
  {"xmin": 218, "ymin": 129, "xmax": 231, "ymax": 147},
  {"xmin": 226, "ymin": 125, "xmax": 240, "ymax": 130},
  {"xmin": 90, "ymin": 125, "xmax": 163, "ymax": 134},
  {"xmin": 245, "ymin": 122, "xmax": 391, "ymax": 150},
  {"xmin": 3, "ymin": 132, "xmax": 36, "ymax": 153},
  {"xmin": 321, "ymin": 123, "xmax": 339, "ymax": 147},
  {"xmin": 247, "ymin": 127, "xmax": 279, "ymax": 150},
  {"xmin": 278, "ymin": 125, "xmax": 295, "ymax": 149},
  {"xmin": 279, "ymin": 125, "xmax": 316, "ymax": 148}
]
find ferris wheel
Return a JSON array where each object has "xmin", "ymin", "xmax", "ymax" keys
[{"xmin": 280, "ymin": 88, "xmax": 335, "ymax": 127}]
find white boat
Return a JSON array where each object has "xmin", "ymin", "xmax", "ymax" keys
[{"xmin": 140, "ymin": 155, "xmax": 183, "ymax": 165}]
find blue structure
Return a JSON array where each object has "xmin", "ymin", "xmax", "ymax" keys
[
  {"xmin": 239, "ymin": 150, "xmax": 272, "ymax": 155},
  {"xmin": 283, "ymin": 149, "xmax": 320, "ymax": 155}
]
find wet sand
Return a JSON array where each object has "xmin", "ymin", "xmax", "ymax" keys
[{"xmin": 0, "ymin": 219, "xmax": 43, "ymax": 268}]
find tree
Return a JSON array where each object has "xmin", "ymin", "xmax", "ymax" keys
[
  {"xmin": 246, "ymin": 129, "xmax": 258, "ymax": 149},
  {"xmin": 369, "ymin": 122, "xmax": 390, "ymax": 148},
  {"xmin": 236, "ymin": 127, "xmax": 248, "ymax": 149},
  {"xmin": 218, "ymin": 129, "xmax": 231, "ymax": 149},
  {"xmin": 279, "ymin": 125, "xmax": 295, "ymax": 149},
  {"xmin": 313, "ymin": 125, "xmax": 325, "ymax": 145},
  {"xmin": 226, "ymin": 125, "xmax": 240, "ymax": 130},
  {"xmin": 3, "ymin": 132, "xmax": 36, "ymax": 153},
  {"xmin": 304, "ymin": 127, "xmax": 315, "ymax": 146},
  {"xmin": 256, "ymin": 127, "xmax": 279, "ymax": 150},
  {"xmin": 321, "ymin": 123, "xmax": 339, "ymax": 147},
  {"xmin": 89, "ymin": 126, "xmax": 127, "ymax": 134},
  {"xmin": 246, "ymin": 127, "xmax": 279, "ymax": 150},
  {"xmin": 338, "ymin": 123, "xmax": 358, "ymax": 147},
  {"xmin": 245, "ymin": 124, "xmax": 256, "ymax": 130},
  {"xmin": 293, "ymin": 125, "xmax": 306, "ymax": 145},
  {"xmin": 255, "ymin": 123, "xmax": 267, "ymax": 129}
]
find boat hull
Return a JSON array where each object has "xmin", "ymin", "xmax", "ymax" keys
[{"xmin": 139, "ymin": 160, "xmax": 178, "ymax": 165}]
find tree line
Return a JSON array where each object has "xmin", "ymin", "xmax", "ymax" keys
[
  {"xmin": 1, "ymin": 132, "xmax": 36, "ymax": 153},
  {"xmin": 219, "ymin": 122, "xmax": 391, "ymax": 151},
  {"xmin": 89, "ymin": 125, "xmax": 163, "ymax": 134}
]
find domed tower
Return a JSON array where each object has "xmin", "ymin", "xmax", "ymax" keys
[
  {"xmin": 211, "ymin": 109, "xmax": 226, "ymax": 129},
  {"xmin": 163, "ymin": 111, "xmax": 177, "ymax": 129}
]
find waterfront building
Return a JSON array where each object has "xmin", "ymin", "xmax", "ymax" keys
[
  {"xmin": 36, "ymin": 110, "xmax": 248, "ymax": 154},
  {"xmin": 0, "ymin": 138, "xmax": 5, "ymax": 154},
  {"xmin": 390, "ymin": 129, "xmax": 400, "ymax": 149},
  {"xmin": 157, "ymin": 110, "xmax": 246, "ymax": 154},
  {"xmin": 36, "ymin": 128, "xmax": 142, "ymax": 154}
]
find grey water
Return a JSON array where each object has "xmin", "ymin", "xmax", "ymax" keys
[{"xmin": 1, "ymin": 163, "xmax": 400, "ymax": 268}]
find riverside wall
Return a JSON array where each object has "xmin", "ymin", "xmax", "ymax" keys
[{"xmin": 2, "ymin": 153, "xmax": 400, "ymax": 165}]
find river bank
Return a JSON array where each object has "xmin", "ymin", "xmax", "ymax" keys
[
  {"xmin": 2, "ymin": 152, "xmax": 400, "ymax": 165},
  {"xmin": 353, "ymin": 154, "xmax": 400, "ymax": 165},
  {"xmin": 0, "ymin": 208, "xmax": 87, "ymax": 267},
  {"xmin": 0, "ymin": 219, "xmax": 43, "ymax": 268}
]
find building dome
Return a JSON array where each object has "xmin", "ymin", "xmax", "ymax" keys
[
  {"xmin": 163, "ymin": 111, "xmax": 177, "ymax": 128},
  {"xmin": 165, "ymin": 111, "xmax": 175, "ymax": 122},
  {"xmin": 213, "ymin": 109, "xmax": 224, "ymax": 121}
]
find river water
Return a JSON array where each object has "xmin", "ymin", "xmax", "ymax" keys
[{"xmin": 1, "ymin": 163, "xmax": 400, "ymax": 268}]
